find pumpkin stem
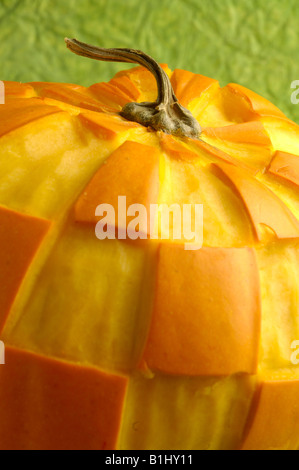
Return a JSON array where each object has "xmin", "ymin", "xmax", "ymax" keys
[{"xmin": 65, "ymin": 38, "xmax": 201, "ymax": 139}]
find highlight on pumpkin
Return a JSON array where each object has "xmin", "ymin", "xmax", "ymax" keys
[{"xmin": 290, "ymin": 341, "xmax": 299, "ymax": 365}]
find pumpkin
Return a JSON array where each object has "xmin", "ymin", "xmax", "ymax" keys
[{"xmin": 0, "ymin": 38, "xmax": 299, "ymax": 451}]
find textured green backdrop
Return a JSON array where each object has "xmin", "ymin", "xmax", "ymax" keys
[{"xmin": 1, "ymin": 0, "xmax": 299, "ymax": 121}]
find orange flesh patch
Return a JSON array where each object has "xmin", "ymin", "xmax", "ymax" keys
[
  {"xmin": 228, "ymin": 83, "xmax": 288, "ymax": 119},
  {"xmin": 211, "ymin": 162, "xmax": 299, "ymax": 240},
  {"xmin": 241, "ymin": 379, "xmax": 299, "ymax": 450},
  {"xmin": 141, "ymin": 244, "xmax": 261, "ymax": 376},
  {"xmin": 109, "ymin": 75, "xmax": 141, "ymax": 101},
  {"xmin": 159, "ymin": 133, "xmax": 199, "ymax": 161},
  {"xmin": 268, "ymin": 150, "xmax": 299, "ymax": 187},
  {"xmin": 88, "ymin": 82, "xmax": 135, "ymax": 110},
  {"xmin": 78, "ymin": 111, "xmax": 141, "ymax": 140},
  {"xmin": 203, "ymin": 121, "xmax": 272, "ymax": 145},
  {"xmin": 160, "ymin": 132, "xmax": 250, "ymax": 170},
  {"xmin": 3, "ymin": 81, "xmax": 36, "ymax": 99},
  {"xmin": 0, "ymin": 346, "xmax": 128, "ymax": 450},
  {"xmin": 192, "ymin": 138, "xmax": 245, "ymax": 168},
  {"xmin": 75, "ymin": 141, "xmax": 160, "ymax": 235},
  {"xmin": 0, "ymin": 206, "xmax": 50, "ymax": 332},
  {"xmin": 30, "ymin": 82, "xmax": 114, "ymax": 113},
  {"xmin": 198, "ymin": 84, "xmax": 259, "ymax": 128}
]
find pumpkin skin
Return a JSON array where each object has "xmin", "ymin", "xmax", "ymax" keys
[{"xmin": 0, "ymin": 63, "xmax": 299, "ymax": 451}]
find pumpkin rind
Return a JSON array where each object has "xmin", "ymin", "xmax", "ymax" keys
[
  {"xmin": 141, "ymin": 244, "xmax": 261, "ymax": 376},
  {"xmin": 0, "ymin": 207, "xmax": 50, "ymax": 331},
  {"xmin": 0, "ymin": 63, "xmax": 299, "ymax": 450}
]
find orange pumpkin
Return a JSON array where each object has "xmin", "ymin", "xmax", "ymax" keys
[{"xmin": 0, "ymin": 39, "xmax": 299, "ymax": 450}]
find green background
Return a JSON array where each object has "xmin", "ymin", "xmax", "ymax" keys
[{"xmin": 1, "ymin": 0, "xmax": 299, "ymax": 121}]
